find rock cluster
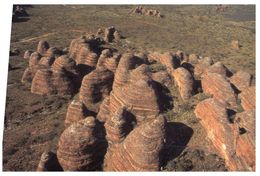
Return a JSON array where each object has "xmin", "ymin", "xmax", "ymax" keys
[
  {"xmin": 96, "ymin": 26, "xmax": 122, "ymax": 42},
  {"xmin": 231, "ymin": 40, "xmax": 241, "ymax": 50},
  {"xmin": 131, "ymin": 6, "xmax": 163, "ymax": 18}
]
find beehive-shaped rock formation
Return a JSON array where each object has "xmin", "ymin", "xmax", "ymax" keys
[
  {"xmin": 230, "ymin": 70, "xmax": 252, "ymax": 92},
  {"xmin": 69, "ymin": 37, "xmax": 99, "ymax": 67},
  {"xmin": 21, "ymin": 67, "xmax": 33, "ymax": 83},
  {"xmin": 52, "ymin": 55, "xmax": 77, "ymax": 72},
  {"xmin": 151, "ymin": 70, "xmax": 171, "ymax": 87},
  {"xmin": 172, "ymin": 67, "xmax": 194, "ymax": 101},
  {"xmin": 37, "ymin": 40, "xmax": 50, "ymax": 55},
  {"xmin": 194, "ymin": 98, "xmax": 238, "ymax": 170},
  {"xmin": 31, "ymin": 68, "xmax": 74, "ymax": 96},
  {"xmin": 201, "ymin": 72, "xmax": 237, "ymax": 109},
  {"xmin": 109, "ymin": 77, "xmax": 161, "ymax": 123},
  {"xmin": 231, "ymin": 40, "xmax": 240, "ymax": 50},
  {"xmin": 188, "ymin": 53, "xmax": 199, "ymax": 64},
  {"xmin": 105, "ymin": 115, "xmax": 166, "ymax": 171},
  {"xmin": 57, "ymin": 117, "xmax": 106, "ymax": 171},
  {"xmin": 65, "ymin": 100, "xmax": 88, "ymax": 127},
  {"xmin": 31, "ymin": 69, "xmax": 54, "ymax": 95},
  {"xmin": 79, "ymin": 68, "xmax": 114, "ymax": 105},
  {"xmin": 239, "ymin": 86, "xmax": 255, "ymax": 111}
]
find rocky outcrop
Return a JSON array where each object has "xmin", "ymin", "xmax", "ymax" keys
[
  {"xmin": 230, "ymin": 70, "xmax": 252, "ymax": 92},
  {"xmin": 57, "ymin": 117, "xmax": 106, "ymax": 171},
  {"xmin": 79, "ymin": 68, "xmax": 114, "ymax": 105},
  {"xmin": 151, "ymin": 70, "xmax": 171, "ymax": 87},
  {"xmin": 201, "ymin": 72, "xmax": 237, "ymax": 109},
  {"xmin": 172, "ymin": 67, "xmax": 194, "ymax": 101},
  {"xmin": 235, "ymin": 110, "xmax": 255, "ymax": 171},
  {"xmin": 131, "ymin": 6, "xmax": 162, "ymax": 18},
  {"xmin": 105, "ymin": 115, "xmax": 166, "ymax": 171},
  {"xmin": 205, "ymin": 62, "xmax": 233, "ymax": 77},
  {"xmin": 194, "ymin": 57, "xmax": 214, "ymax": 77},
  {"xmin": 65, "ymin": 100, "xmax": 88, "ymax": 127},
  {"xmin": 231, "ymin": 40, "xmax": 240, "ymax": 50},
  {"xmin": 21, "ymin": 68, "xmax": 33, "ymax": 83},
  {"xmin": 239, "ymin": 86, "xmax": 255, "ymax": 111},
  {"xmin": 194, "ymin": 98, "xmax": 238, "ymax": 170},
  {"xmin": 37, "ymin": 40, "xmax": 50, "ymax": 55}
]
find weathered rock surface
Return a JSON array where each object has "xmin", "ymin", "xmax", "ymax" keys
[
  {"xmin": 201, "ymin": 72, "xmax": 237, "ymax": 109},
  {"xmin": 79, "ymin": 68, "xmax": 114, "ymax": 105},
  {"xmin": 239, "ymin": 86, "xmax": 255, "ymax": 111},
  {"xmin": 96, "ymin": 97, "xmax": 110, "ymax": 123},
  {"xmin": 235, "ymin": 110, "xmax": 255, "ymax": 171},
  {"xmin": 29, "ymin": 52, "xmax": 42, "ymax": 67},
  {"xmin": 172, "ymin": 67, "xmax": 194, "ymax": 101},
  {"xmin": 151, "ymin": 70, "xmax": 171, "ymax": 87},
  {"xmin": 188, "ymin": 53, "xmax": 199, "ymax": 64},
  {"xmin": 57, "ymin": 117, "xmax": 106, "ymax": 171},
  {"xmin": 194, "ymin": 98, "xmax": 238, "ymax": 170},
  {"xmin": 105, "ymin": 115, "xmax": 166, "ymax": 171},
  {"xmin": 39, "ymin": 56, "xmax": 55, "ymax": 67},
  {"xmin": 230, "ymin": 70, "xmax": 252, "ymax": 92},
  {"xmin": 205, "ymin": 61, "xmax": 233, "ymax": 77}
]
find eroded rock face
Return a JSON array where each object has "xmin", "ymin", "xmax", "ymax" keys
[
  {"xmin": 235, "ymin": 110, "xmax": 255, "ymax": 171},
  {"xmin": 194, "ymin": 98, "xmax": 238, "ymax": 170},
  {"xmin": 37, "ymin": 40, "xmax": 50, "ymax": 55},
  {"xmin": 79, "ymin": 68, "xmax": 114, "ymax": 105},
  {"xmin": 21, "ymin": 67, "xmax": 33, "ymax": 83},
  {"xmin": 57, "ymin": 117, "xmax": 106, "ymax": 171},
  {"xmin": 151, "ymin": 70, "xmax": 171, "ymax": 87},
  {"xmin": 201, "ymin": 73, "xmax": 237, "ymax": 109},
  {"xmin": 230, "ymin": 70, "xmax": 252, "ymax": 92},
  {"xmin": 65, "ymin": 100, "xmax": 88, "ymax": 127},
  {"xmin": 105, "ymin": 115, "xmax": 166, "ymax": 171},
  {"xmin": 39, "ymin": 56, "xmax": 55, "ymax": 67},
  {"xmin": 172, "ymin": 67, "xmax": 194, "ymax": 101},
  {"xmin": 188, "ymin": 53, "xmax": 199, "ymax": 64},
  {"xmin": 239, "ymin": 86, "xmax": 255, "ymax": 111}
]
